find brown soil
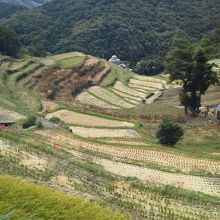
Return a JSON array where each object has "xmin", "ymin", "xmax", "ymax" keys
[{"xmin": 28, "ymin": 58, "xmax": 110, "ymax": 100}]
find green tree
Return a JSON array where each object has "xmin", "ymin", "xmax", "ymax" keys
[
  {"xmin": 22, "ymin": 116, "xmax": 36, "ymax": 129},
  {"xmin": 133, "ymin": 59, "xmax": 164, "ymax": 75},
  {"xmin": 29, "ymin": 42, "xmax": 46, "ymax": 57},
  {"xmin": 156, "ymin": 118, "xmax": 183, "ymax": 147},
  {"xmin": 165, "ymin": 37, "xmax": 219, "ymax": 116},
  {"xmin": 0, "ymin": 23, "xmax": 20, "ymax": 57}
]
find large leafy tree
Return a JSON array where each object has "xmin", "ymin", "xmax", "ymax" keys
[
  {"xmin": 0, "ymin": 23, "xmax": 20, "ymax": 57},
  {"xmin": 165, "ymin": 37, "xmax": 219, "ymax": 116},
  {"xmin": 165, "ymin": 38, "xmax": 193, "ymax": 114}
]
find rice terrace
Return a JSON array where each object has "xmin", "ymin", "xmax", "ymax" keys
[
  {"xmin": 0, "ymin": 49, "xmax": 219, "ymax": 219},
  {"xmin": 0, "ymin": 1, "xmax": 220, "ymax": 218}
]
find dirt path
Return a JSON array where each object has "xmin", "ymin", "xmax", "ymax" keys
[{"xmin": 70, "ymin": 150, "xmax": 220, "ymax": 197}]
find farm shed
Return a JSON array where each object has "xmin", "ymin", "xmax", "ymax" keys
[
  {"xmin": 0, "ymin": 120, "xmax": 15, "ymax": 128},
  {"xmin": 214, "ymin": 104, "xmax": 220, "ymax": 120}
]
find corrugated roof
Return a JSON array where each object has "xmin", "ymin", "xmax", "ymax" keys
[
  {"xmin": 0, "ymin": 120, "xmax": 15, "ymax": 124},
  {"xmin": 214, "ymin": 105, "xmax": 220, "ymax": 111}
]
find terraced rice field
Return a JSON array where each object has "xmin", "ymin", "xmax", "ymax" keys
[
  {"xmin": 46, "ymin": 110, "xmax": 134, "ymax": 127},
  {"xmin": 74, "ymin": 65, "xmax": 170, "ymax": 109},
  {"xmin": 133, "ymin": 74, "xmax": 167, "ymax": 84},
  {"xmin": 88, "ymin": 86, "xmax": 135, "ymax": 108},
  {"xmin": 1, "ymin": 132, "xmax": 219, "ymax": 220},
  {"xmin": 37, "ymin": 130, "xmax": 220, "ymax": 175},
  {"xmin": 110, "ymin": 89, "xmax": 142, "ymax": 101},
  {"xmin": 70, "ymin": 150, "xmax": 220, "ymax": 197},
  {"xmin": 34, "ymin": 131, "xmax": 220, "ymax": 197},
  {"xmin": 113, "ymin": 81, "xmax": 147, "ymax": 98},
  {"xmin": 69, "ymin": 127, "xmax": 140, "ymax": 138},
  {"xmin": 0, "ymin": 106, "xmax": 25, "ymax": 120},
  {"xmin": 129, "ymin": 79, "xmax": 164, "ymax": 89},
  {"xmin": 75, "ymin": 91, "xmax": 121, "ymax": 109},
  {"xmin": 48, "ymin": 52, "xmax": 85, "ymax": 61},
  {"xmin": 9, "ymin": 60, "xmax": 32, "ymax": 72},
  {"xmin": 1, "ymin": 53, "xmax": 220, "ymax": 219}
]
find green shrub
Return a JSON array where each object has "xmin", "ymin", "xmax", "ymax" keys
[
  {"xmin": 156, "ymin": 118, "xmax": 183, "ymax": 147},
  {"xmin": 22, "ymin": 116, "xmax": 36, "ymax": 129},
  {"xmin": 36, "ymin": 121, "xmax": 43, "ymax": 129},
  {"xmin": 49, "ymin": 116, "xmax": 61, "ymax": 124}
]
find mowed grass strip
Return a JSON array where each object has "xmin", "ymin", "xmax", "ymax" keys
[
  {"xmin": 57, "ymin": 56, "xmax": 86, "ymax": 68},
  {"xmin": 0, "ymin": 175, "xmax": 127, "ymax": 220},
  {"xmin": 100, "ymin": 64, "xmax": 133, "ymax": 87}
]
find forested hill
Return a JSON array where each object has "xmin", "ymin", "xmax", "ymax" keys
[
  {"xmin": 7, "ymin": 0, "xmax": 220, "ymax": 61},
  {"xmin": 0, "ymin": 3, "xmax": 26, "ymax": 19},
  {"xmin": 0, "ymin": 0, "xmax": 49, "ymax": 7}
]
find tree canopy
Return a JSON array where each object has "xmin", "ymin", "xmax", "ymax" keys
[
  {"xmin": 5, "ymin": 0, "xmax": 220, "ymax": 62},
  {"xmin": 156, "ymin": 118, "xmax": 183, "ymax": 147},
  {"xmin": 0, "ymin": 23, "xmax": 20, "ymax": 57},
  {"xmin": 165, "ymin": 37, "xmax": 219, "ymax": 116}
]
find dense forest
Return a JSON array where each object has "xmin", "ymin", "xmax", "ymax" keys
[
  {"xmin": 0, "ymin": 3, "xmax": 26, "ymax": 19},
  {"xmin": 1, "ymin": 0, "xmax": 220, "ymax": 63},
  {"xmin": 0, "ymin": 0, "xmax": 50, "ymax": 7}
]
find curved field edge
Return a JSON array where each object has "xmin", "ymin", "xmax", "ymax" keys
[{"xmin": 0, "ymin": 175, "xmax": 127, "ymax": 220}]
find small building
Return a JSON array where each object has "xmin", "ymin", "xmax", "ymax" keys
[
  {"xmin": 109, "ymin": 55, "xmax": 122, "ymax": 65},
  {"xmin": 0, "ymin": 58, "xmax": 4, "ymax": 65},
  {"xmin": 0, "ymin": 120, "xmax": 15, "ymax": 128},
  {"xmin": 214, "ymin": 104, "xmax": 220, "ymax": 121}
]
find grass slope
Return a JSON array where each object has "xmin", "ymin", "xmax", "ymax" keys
[{"xmin": 0, "ymin": 175, "xmax": 126, "ymax": 220}]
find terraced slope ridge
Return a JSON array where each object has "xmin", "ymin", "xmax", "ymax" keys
[{"xmin": 0, "ymin": 52, "xmax": 220, "ymax": 220}]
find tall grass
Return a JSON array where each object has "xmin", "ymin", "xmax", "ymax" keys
[{"xmin": 0, "ymin": 175, "xmax": 127, "ymax": 220}]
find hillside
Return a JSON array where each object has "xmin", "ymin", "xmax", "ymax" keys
[
  {"xmin": 0, "ymin": 52, "xmax": 220, "ymax": 219},
  {"xmin": 0, "ymin": 0, "xmax": 49, "ymax": 7},
  {"xmin": 7, "ymin": 0, "xmax": 220, "ymax": 62},
  {"xmin": 0, "ymin": 3, "xmax": 26, "ymax": 19}
]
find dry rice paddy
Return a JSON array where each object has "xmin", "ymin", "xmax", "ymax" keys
[
  {"xmin": 46, "ymin": 110, "xmax": 134, "ymax": 127},
  {"xmin": 0, "ymin": 106, "xmax": 25, "ymax": 120},
  {"xmin": 75, "ymin": 91, "xmax": 120, "ymax": 109},
  {"xmin": 70, "ymin": 150, "xmax": 220, "ymax": 197},
  {"xmin": 69, "ymin": 127, "xmax": 140, "ymax": 138},
  {"xmin": 36, "ymin": 130, "xmax": 220, "ymax": 175},
  {"xmin": 88, "ymin": 86, "xmax": 135, "ymax": 108}
]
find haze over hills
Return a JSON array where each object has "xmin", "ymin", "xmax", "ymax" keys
[
  {"xmin": 0, "ymin": 0, "xmax": 49, "ymax": 7},
  {"xmin": 6, "ymin": 0, "xmax": 220, "ymax": 61}
]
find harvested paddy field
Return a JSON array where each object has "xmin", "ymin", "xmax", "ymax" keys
[
  {"xmin": 36, "ymin": 130, "xmax": 220, "ymax": 175},
  {"xmin": 46, "ymin": 110, "xmax": 134, "ymax": 127},
  {"xmin": 70, "ymin": 150, "xmax": 220, "ymax": 197},
  {"xmin": 0, "ymin": 106, "xmax": 25, "ymax": 120},
  {"xmin": 69, "ymin": 127, "xmax": 140, "ymax": 138}
]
